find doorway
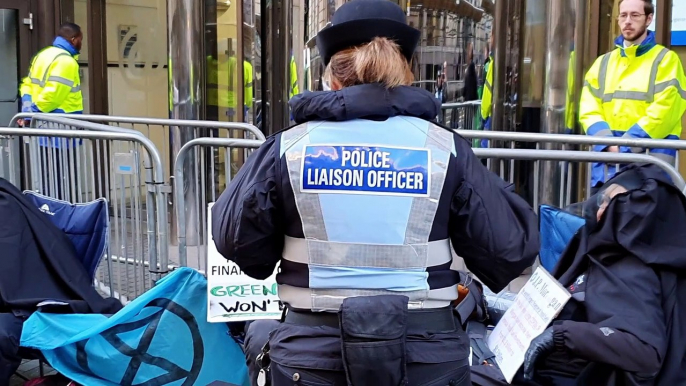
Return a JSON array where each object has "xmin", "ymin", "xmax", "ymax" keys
[
  {"xmin": 0, "ymin": 0, "xmax": 31, "ymax": 126},
  {"xmin": 0, "ymin": 0, "xmax": 30, "ymax": 183}
]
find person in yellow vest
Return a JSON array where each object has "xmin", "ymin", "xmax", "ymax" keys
[
  {"xmin": 565, "ymin": 50, "xmax": 577, "ymax": 134},
  {"xmin": 480, "ymin": 34, "xmax": 494, "ymax": 149},
  {"xmin": 206, "ymin": 54, "xmax": 254, "ymax": 123},
  {"xmin": 290, "ymin": 54, "xmax": 299, "ymax": 99},
  {"xmin": 18, "ymin": 23, "xmax": 83, "ymax": 199},
  {"xmin": 288, "ymin": 53, "xmax": 300, "ymax": 123},
  {"xmin": 579, "ymin": 0, "xmax": 686, "ymax": 193},
  {"xmin": 18, "ymin": 22, "xmax": 83, "ymax": 126},
  {"xmin": 205, "ymin": 55, "xmax": 254, "ymax": 197}
]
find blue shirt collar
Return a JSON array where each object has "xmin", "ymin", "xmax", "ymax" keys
[
  {"xmin": 53, "ymin": 36, "xmax": 79, "ymax": 56},
  {"xmin": 614, "ymin": 30, "xmax": 656, "ymax": 57}
]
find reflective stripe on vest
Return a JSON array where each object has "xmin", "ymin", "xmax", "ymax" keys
[
  {"xmin": 278, "ymin": 117, "xmax": 459, "ymax": 312},
  {"xmin": 584, "ymin": 48, "xmax": 683, "ymax": 103},
  {"xmin": 29, "ymin": 52, "xmax": 80, "ymax": 93},
  {"xmin": 282, "ymin": 236, "xmax": 452, "ymax": 267},
  {"xmin": 277, "ymin": 284, "xmax": 460, "ymax": 311}
]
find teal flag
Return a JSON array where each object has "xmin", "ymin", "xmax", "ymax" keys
[{"xmin": 21, "ymin": 267, "xmax": 250, "ymax": 386}]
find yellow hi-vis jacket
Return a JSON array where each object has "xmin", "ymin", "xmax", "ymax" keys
[
  {"xmin": 565, "ymin": 51, "xmax": 576, "ymax": 133},
  {"xmin": 290, "ymin": 55, "xmax": 299, "ymax": 99},
  {"xmin": 207, "ymin": 56, "xmax": 254, "ymax": 114},
  {"xmin": 19, "ymin": 39, "xmax": 83, "ymax": 114},
  {"xmin": 481, "ymin": 55, "xmax": 493, "ymax": 128},
  {"xmin": 579, "ymin": 32, "xmax": 686, "ymax": 185}
]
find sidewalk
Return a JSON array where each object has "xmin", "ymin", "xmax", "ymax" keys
[{"xmin": 11, "ymin": 360, "xmax": 56, "ymax": 385}]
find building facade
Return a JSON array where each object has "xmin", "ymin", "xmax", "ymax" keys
[
  {"xmin": 1, "ymin": 0, "xmax": 682, "ymax": 191},
  {"xmin": 1, "ymin": 0, "xmax": 495, "ymax": 135}
]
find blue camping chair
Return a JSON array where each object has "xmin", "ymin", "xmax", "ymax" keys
[
  {"xmin": 538, "ymin": 204, "xmax": 586, "ymax": 272},
  {"xmin": 22, "ymin": 191, "xmax": 109, "ymax": 280},
  {"xmin": 17, "ymin": 191, "xmax": 109, "ymax": 379}
]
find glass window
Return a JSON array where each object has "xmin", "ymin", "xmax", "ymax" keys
[
  {"xmin": 521, "ymin": 0, "xmax": 545, "ymax": 105},
  {"xmin": 206, "ymin": 0, "xmax": 240, "ymax": 124},
  {"xmin": 104, "ymin": 0, "xmax": 168, "ymax": 119},
  {"xmin": 206, "ymin": 0, "xmax": 261, "ymax": 191}
]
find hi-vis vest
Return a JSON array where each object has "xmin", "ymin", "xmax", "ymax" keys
[
  {"xmin": 207, "ymin": 56, "xmax": 254, "ymax": 113},
  {"xmin": 481, "ymin": 55, "xmax": 493, "ymax": 128},
  {"xmin": 565, "ymin": 51, "xmax": 576, "ymax": 132},
  {"xmin": 289, "ymin": 55, "xmax": 299, "ymax": 99},
  {"xmin": 20, "ymin": 46, "xmax": 83, "ymax": 114},
  {"xmin": 276, "ymin": 117, "xmax": 459, "ymax": 311},
  {"xmin": 579, "ymin": 34, "xmax": 686, "ymax": 185}
]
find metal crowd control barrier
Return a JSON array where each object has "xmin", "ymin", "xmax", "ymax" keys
[
  {"xmin": 9, "ymin": 113, "xmax": 264, "ymax": 264},
  {"xmin": 10, "ymin": 113, "xmax": 263, "ymax": 195},
  {"xmin": 473, "ymin": 147, "xmax": 686, "ymax": 192},
  {"xmin": 0, "ymin": 124, "xmax": 168, "ymax": 304},
  {"xmin": 171, "ymin": 137, "xmax": 685, "ymax": 270},
  {"xmin": 458, "ymin": 130, "xmax": 686, "ymax": 208},
  {"xmin": 458, "ymin": 148, "xmax": 685, "ymax": 292},
  {"xmin": 10, "ymin": 113, "xmax": 265, "ymax": 175},
  {"xmin": 440, "ymin": 101, "xmax": 482, "ymax": 132},
  {"xmin": 459, "ymin": 130, "xmax": 685, "ymax": 169},
  {"xmin": 10, "ymin": 113, "xmax": 264, "ymax": 191},
  {"xmin": 174, "ymin": 138, "xmax": 264, "ymax": 271},
  {"xmin": 10, "ymin": 112, "xmax": 266, "ymax": 140}
]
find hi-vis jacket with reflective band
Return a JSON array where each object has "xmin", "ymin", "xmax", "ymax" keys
[
  {"xmin": 481, "ymin": 55, "xmax": 494, "ymax": 129},
  {"xmin": 579, "ymin": 31, "xmax": 686, "ymax": 185},
  {"xmin": 290, "ymin": 55, "xmax": 299, "ymax": 99},
  {"xmin": 20, "ymin": 38, "xmax": 83, "ymax": 114},
  {"xmin": 206, "ymin": 56, "xmax": 254, "ymax": 111},
  {"xmin": 566, "ymin": 50, "xmax": 576, "ymax": 132},
  {"xmin": 211, "ymin": 84, "xmax": 540, "ymax": 312}
]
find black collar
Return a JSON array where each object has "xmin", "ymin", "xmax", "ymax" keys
[{"xmin": 288, "ymin": 83, "xmax": 440, "ymax": 124}]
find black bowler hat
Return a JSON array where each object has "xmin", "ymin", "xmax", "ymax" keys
[{"xmin": 316, "ymin": 0, "xmax": 420, "ymax": 66}]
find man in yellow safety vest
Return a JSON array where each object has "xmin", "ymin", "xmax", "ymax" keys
[
  {"xmin": 579, "ymin": 0, "xmax": 686, "ymax": 192},
  {"xmin": 18, "ymin": 22, "xmax": 84, "ymax": 199},
  {"xmin": 19, "ymin": 22, "xmax": 83, "ymax": 125},
  {"xmin": 480, "ymin": 34, "xmax": 494, "ymax": 150},
  {"xmin": 206, "ymin": 55, "xmax": 254, "ymax": 123},
  {"xmin": 290, "ymin": 54, "xmax": 299, "ymax": 99},
  {"xmin": 481, "ymin": 34, "xmax": 494, "ymax": 133}
]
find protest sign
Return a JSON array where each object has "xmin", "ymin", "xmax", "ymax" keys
[
  {"xmin": 487, "ymin": 267, "xmax": 571, "ymax": 383},
  {"xmin": 207, "ymin": 203, "xmax": 283, "ymax": 323}
]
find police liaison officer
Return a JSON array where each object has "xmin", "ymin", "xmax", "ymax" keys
[{"xmin": 211, "ymin": 1, "xmax": 540, "ymax": 384}]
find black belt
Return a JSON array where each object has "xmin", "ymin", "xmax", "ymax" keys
[{"xmin": 284, "ymin": 306, "xmax": 457, "ymax": 331}]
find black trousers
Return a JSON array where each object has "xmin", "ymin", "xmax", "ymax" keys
[
  {"xmin": 244, "ymin": 319, "xmax": 472, "ymax": 386},
  {"xmin": 271, "ymin": 361, "xmax": 471, "ymax": 386},
  {"xmin": 470, "ymin": 364, "xmax": 578, "ymax": 386},
  {"xmin": 244, "ymin": 320, "xmax": 280, "ymax": 386}
]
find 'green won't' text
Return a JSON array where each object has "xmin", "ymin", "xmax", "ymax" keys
[{"xmin": 211, "ymin": 284, "xmax": 278, "ymax": 297}]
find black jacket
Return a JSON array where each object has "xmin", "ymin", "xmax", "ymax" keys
[
  {"xmin": 463, "ymin": 62, "xmax": 479, "ymax": 102},
  {"xmin": 211, "ymin": 83, "xmax": 539, "ymax": 294},
  {"xmin": 541, "ymin": 164, "xmax": 686, "ymax": 386},
  {"xmin": 0, "ymin": 178, "xmax": 122, "ymax": 316}
]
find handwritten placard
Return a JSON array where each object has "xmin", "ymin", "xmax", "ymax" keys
[
  {"xmin": 486, "ymin": 267, "xmax": 571, "ymax": 383},
  {"xmin": 207, "ymin": 203, "xmax": 283, "ymax": 323}
]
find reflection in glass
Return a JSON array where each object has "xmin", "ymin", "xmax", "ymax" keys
[
  {"xmin": 206, "ymin": 0, "xmax": 240, "ymax": 124},
  {"xmin": 521, "ymin": 0, "xmax": 545, "ymax": 106},
  {"xmin": 300, "ymin": 0, "xmax": 494, "ymax": 104},
  {"xmin": 407, "ymin": 2, "xmax": 492, "ymax": 104}
]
